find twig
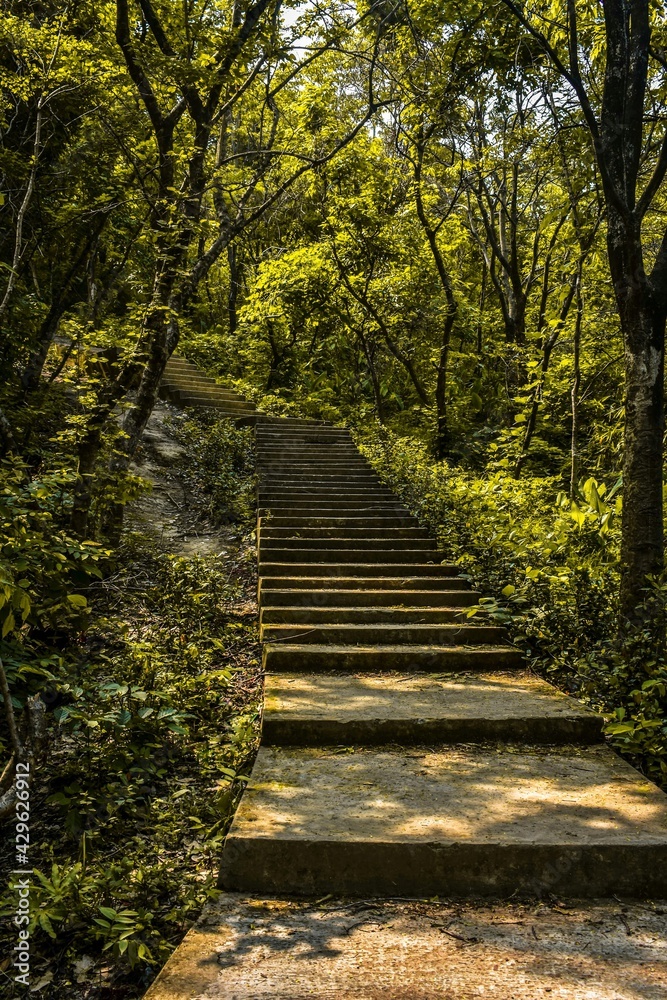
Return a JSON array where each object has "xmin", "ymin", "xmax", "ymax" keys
[{"xmin": 0, "ymin": 656, "xmax": 21, "ymax": 759}]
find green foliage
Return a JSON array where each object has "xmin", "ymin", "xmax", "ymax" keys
[
  {"xmin": 166, "ymin": 410, "xmax": 256, "ymax": 526},
  {"xmin": 357, "ymin": 425, "xmax": 667, "ymax": 784},
  {"xmin": 0, "ymin": 415, "xmax": 260, "ymax": 995},
  {"xmin": 0, "ymin": 457, "xmax": 112, "ymax": 741}
]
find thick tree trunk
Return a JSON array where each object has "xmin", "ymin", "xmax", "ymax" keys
[{"xmin": 609, "ymin": 217, "xmax": 665, "ymax": 625}]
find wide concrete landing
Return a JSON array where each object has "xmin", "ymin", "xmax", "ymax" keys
[
  {"xmin": 144, "ymin": 894, "xmax": 667, "ymax": 1000},
  {"xmin": 262, "ymin": 672, "xmax": 604, "ymax": 745},
  {"xmin": 220, "ymin": 746, "xmax": 667, "ymax": 896}
]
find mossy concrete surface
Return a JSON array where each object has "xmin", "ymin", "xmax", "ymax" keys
[
  {"xmin": 220, "ymin": 745, "xmax": 667, "ymax": 897},
  {"xmin": 144, "ymin": 895, "xmax": 667, "ymax": 1000},
  {"xmin": 262, "ymin": 671, "xmax": 603, "ymax": 746}
]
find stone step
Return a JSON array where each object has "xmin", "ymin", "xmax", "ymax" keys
[
  {"xmin": 164, "ymin": 376, "xmax": 244, "ymax": 394},
  {"xmin": 255, "ymin": 419, "xmax": 333, "ymax": 429},
  {"xmin": 258, "ymin": 488, "xmax": 395, "ymax": 498},
  {"xmin": 167, "ymin": 395, "xmax": 254, "ymax": 411},
  {"xmin": 166, "ymin": 387, "xmax": 250, "ymax": 402},
  {"xmin": 258, "ymin": 491, "xmax": 400, "ymax": 502},
  {"xmin": 257, "ymin": 437, "xmax": 352, "ymax": 446},
  {"xmin": 259, "ymin": 458, "xmax": 371, "ymax": 467},
  {"xmin": 164, "ymin": 375, "xmax": 224, "ymax": 389},
  {"xmin": 262, "ymin": 672, "xmax": 605, "ymax": 746},
  {"xmin": 256, "ymin": 429, "xmax": 348, "ymax": 439},
  {"xmin": 170, "ymin": 393, "xmax": 256, "ymax": 411},
  {"xmin": 258, "ymin": 500, "xmax": 409, "ymax": 510},
  {"xmin": 263, "ymin": 643, "xmax": 523, "ymax": 672},
  {"xmin": 260, "ymin": 516, "xmax": 420, "ymax": 528},
  {"xmin": 258, "ymin": 589, "xmax": 479, "ymax": 607},
  {"xmin": 258, "ymin": 538, "xmax": 436, "ymax": 552},
  {"xmin": 258, "ymin": 455, "xmax": 370, "ymax": 464},
  {"xmin": 259, "ymin": 576, "xmax": 471, "ymax": 591},
  {"xmin": 260, "ymin": 467, "xmax": 374, "ymax": 476},
  {"xmin": 258, "ymin": 508, "xmax": 411, "ymax": 519},
  {"xmin": 219, "ymin": 745, "xmax": 667, "ymax": 897},
  {"xmin": 258, "ymin": 550, "xmax": 442, "ymax": 566},
  {"xmin": 260, "ymin": 466, "xmax": 376, "ymax": 475},
  {"xmin": 260, "ymin": 623, "xmax": 507, "ymax": 645},
  {"xmin": 164, "ymin": 359, "xmax": 200, "ymax": 370},
  {"xmin": 258, "ymin": 448, "xmax": 363, "ymax": 458},
  {"xmin": 260, "ymin": 606, "xmax": 471, "ymax": 623},
  {"xmin": 257, "ymin": 495, "xmax": 409, "ymax": 506},
  {"xmin": 252, "ymin": 417, "xmax": 341, "ymax": 428},
  {"xmin": 258, "ymin": 562, "xmax": 459, "ymax": 577},
  {"xmin": 259, "ymin": 477, "xmax": 382, "ymax": 487},
  {"xmin": 260, "ymin": 490, "xmax": 387, "ymax": 500},
  {"xmin": 258, "ymin": 527, "xmax": 429, "ymax": 538}
]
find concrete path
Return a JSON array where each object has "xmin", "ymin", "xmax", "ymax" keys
[
  {"xmin": 146, "ymin": 366, "xmax": 667, "ymax": 999},
  {"xmin": 221, "ymin": 417, "xmax": 667, "ymax": 899}
]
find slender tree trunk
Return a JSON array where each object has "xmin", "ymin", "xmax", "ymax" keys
[
  {"xmin": 477, "ymin": 257, "xmax": 486, "ymax": 354},
  {"xmin": 435, "ymin": 314, "xmax": 454, "ymax": 459},
  {"xmin": 20, "ymin": 215, "xmax": 109, "ymax": 393},
  {"xmin": 570, "ymin": 283, "xmax": 583, "ymax": 497},
  {"xmin": 0, "ymin": 101, "xmax": 43, "ymax": 322},
  {"xmin": 357, "ymin": 325, "xmax": 384, "ymax": 424},
  {"xmin": 412, "ymin": 137, "xmax": 458, "ymax": 458},
  {"xmin": 227, "ymin": 244, "xmax": 241, "ymax": 334}
]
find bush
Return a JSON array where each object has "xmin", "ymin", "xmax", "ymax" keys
[{"xmin": 356, "ymin": 425, "xmax": 667, "ymax": 785}]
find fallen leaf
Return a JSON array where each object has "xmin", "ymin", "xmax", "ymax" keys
[{"xmin": 30, "ymin": 971, "xmax": 53, "ymax": 992}]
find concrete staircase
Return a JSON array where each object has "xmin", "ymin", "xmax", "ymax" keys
[
  {"xmin": 158, "ymin": 360, "xmax": 667, "ymax": 898},
  {"xmin": 159, "ymin": 355, "xmax": 259, "ymax": 420},
  {"xmin": 216, "ymin": 417, "xmax": 667, "ymax": 899}
]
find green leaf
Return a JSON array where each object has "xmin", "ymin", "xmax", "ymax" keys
[{"xmin": 2, "ymin": 610, "xmax": 15, "ymax": 637}]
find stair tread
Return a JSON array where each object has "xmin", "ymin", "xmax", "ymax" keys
[
  {"xmin": 220, "ymin": 744, "xmax": 667, "ymax": 896},
  {"xmin": 265, "ymin": 672, "xmax": 600, "ymax": 724}
]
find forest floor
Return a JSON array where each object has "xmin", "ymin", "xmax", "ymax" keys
[
  {"xmin": 1, "ymin": 403, "xmax": 261, "ymax": 999},
  {"xmin": 128, "ymin": 403, "xmax": 236, "ymax": 558}
]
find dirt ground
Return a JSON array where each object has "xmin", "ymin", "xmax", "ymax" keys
[{"xmin": 128, "ymin": 403, "xmax": 237, "ymax": 558}]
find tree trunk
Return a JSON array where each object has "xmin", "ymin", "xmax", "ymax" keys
[
  {"xmin": 477, "ymin": 257, "xmax": 487, "ymax": 354},
  {"xmin": 227, "ymin": 244, "xmax": 241, "ymax": 334},
  {"xmin": 434, "ymin": 312, "xmax": 454, "ymax": 460},
  {"xmin": 570, "ymin": 284, "xmax": 583, "ymax": 497},
  {"xmin": 21, "ymin": 307, "xmax": 66, "ymax": 394},
  {"xmin": 70, "ymin": 421, "xmax": 105, "ymax": 538},
  {"xmin": 609, "ymin": 215, "xmax": 665, "ymax": 625},
  {"xmin": 357, "ymin": 325, "xmax": 385, "ymax": 424}
]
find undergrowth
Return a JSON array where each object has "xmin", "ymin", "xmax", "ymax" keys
[
  {"xmin": 1, "ymin": 413, "xmax": 260, "ymax": 999},
  {"xmin": 356, "ymin": 424, "xmax": 667, "ymax": 787}
]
